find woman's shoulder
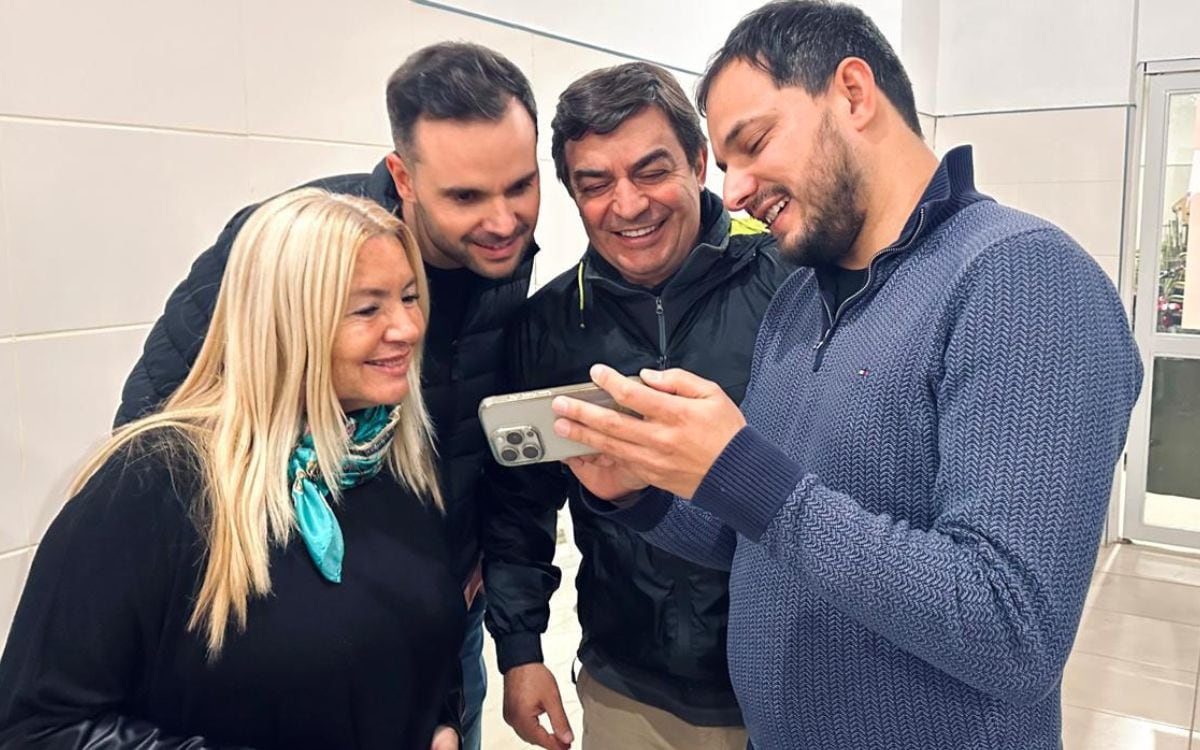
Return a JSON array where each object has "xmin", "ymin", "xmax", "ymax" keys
[{"xmin": 64, "ymin": 427, "xmax": 206, "ymax": 532}]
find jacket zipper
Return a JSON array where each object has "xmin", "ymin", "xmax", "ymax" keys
[
  {"xmin": 812, "ymin": 208, "xmax": 927, "ymax": 372},
  {"xmin": 655, "ymin": 297, "xmax": 668, "ymax": 368}
]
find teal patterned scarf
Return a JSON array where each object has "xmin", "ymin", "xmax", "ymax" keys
[{"xmin": 288, "ymin": 405, "xmax": 401, "ymax": 582}]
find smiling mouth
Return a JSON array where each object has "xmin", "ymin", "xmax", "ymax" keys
[
  {"xmin": 762, "ymin": 197, "xmax": 791, "ymax": 227},
  {"xmin": 614, "ymin": 221, "xmax": 665, "ymax": 239},
  {"xmin": 366, "ymin": 355, "xmax": 409, "ymax": 371}
]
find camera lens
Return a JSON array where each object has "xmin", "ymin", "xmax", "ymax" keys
[
  {"xmin": 521, "ymin": 445, "xmax": 541, "ymax": 460},
  {"xmin": 505, "ymin": 431, "xmax": 523, "ymax": 445},
  {"xmin": 500, "ymin": 447, "xmax": 519, "ymax": 462}
]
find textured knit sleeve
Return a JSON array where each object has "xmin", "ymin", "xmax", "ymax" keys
[
  {"xmin": 580, "ymin": 488, "xmax": 738, "ymax": 572},
  {"xmin": 0, "ymin": 448, "xmax": 238, "ymax": 749},
  {"xmin": 691, "ymin": 229, "xmax": 1142, "ymax": 706}
]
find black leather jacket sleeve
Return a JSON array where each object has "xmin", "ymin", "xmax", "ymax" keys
[
  {"xmin": 479, "ymin": 317, "xmax": 568, "ymax": 674},
  {"xmin": 0, "ymin": 454, "xmax": 245, "ymax": 750},
  {"xmin": 0, "ymin": 714, "xmax": 239, "ymax": 749}
]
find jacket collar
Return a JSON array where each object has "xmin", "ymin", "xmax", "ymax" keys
[{"xmin": 367, "ymin": 158, "xmax": 402, "ymax": 213}]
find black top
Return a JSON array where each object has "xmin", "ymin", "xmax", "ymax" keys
[
  {"xmin": 0, "ymin": 439, "xmax": 466, "ymax": 750},
  {"xmin": 816, "ymin": 264, "xmax": 871, "ymax": 312}
]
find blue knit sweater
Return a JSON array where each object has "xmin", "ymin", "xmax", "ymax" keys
[{"xmin": 600, "ymin": 147, "xmax": 1142, "ymax": 749}]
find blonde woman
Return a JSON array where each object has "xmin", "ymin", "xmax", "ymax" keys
[{"xmin": 0, "ymin": 189, "xmax": 464, "ymax": 750}]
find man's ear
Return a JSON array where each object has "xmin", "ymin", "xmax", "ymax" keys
[
  {"xmin": 385, "ymin": 151, "xmax": 417, "ymax": 203},
  {"xmin": 694, "ymin": 144, "xmax": 709, "ymax": 186},
  {"xmin": 830, "ymin": 57, "xmax": 878, "ymax": 133}
]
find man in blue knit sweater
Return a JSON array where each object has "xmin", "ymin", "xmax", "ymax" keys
[{"xmin": 548, "ymin": 2, "xmax": 1144, "ymax": 748}]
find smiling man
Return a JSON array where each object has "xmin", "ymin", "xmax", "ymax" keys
[
  {"xmin": 481, "ymin": 62, "xmax": 790, "ymax": 750},
  {"xmin": 550, "ymin": 2, "xmax": 1143, "ymax": 749},
  {"xmin": 114, "ymin": 42, "xmax": 541, "ymax": 750}
]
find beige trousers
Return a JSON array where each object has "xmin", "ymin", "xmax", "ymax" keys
[{"xmin": 576, "ymin": 667, "xmax": 749, "ymax": 750}]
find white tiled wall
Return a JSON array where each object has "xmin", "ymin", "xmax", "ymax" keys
[
  {"xmin": 0, "ymin": 0, "xmax": 722, "ymax": 646},
  {"xmin": 0, "ymin": 344, "xmax": 26, "ymax": 555},
  {"xmin": 15, "ymin": 329, "xmax": 150, "ymax": 545},
  {"xmin": 934, "ymin": 106, "xmax": 1129, "ymax": 283},
  {"xmin": 0, "ymin": 0, "xmax": 247, "ymax": 132}
]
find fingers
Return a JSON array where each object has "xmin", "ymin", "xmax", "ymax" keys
[
  {"xmin": 551, "ymin": 411, "xmax": 642, "ymax": 461},
  {"xmin": 512, "ymin": 715, "xmax": 567, "ymax": 750},
  {"xmin": 639, "ymin": 367, "xmax": 720, "ymax": 399},
  {"xmin": 551, "ymin": 395, "xmax": 648, "ymax": 457},
  {"xmin": 587, "ymin": 364, "xmax": 679, "ymax": 421},
  {"xmin": 542, "ymin": 690, "xmax": 575, "ymax": 747},
  {"xmin": 428, "ymin": 726, "xmax": 459, "ymax": 750}
]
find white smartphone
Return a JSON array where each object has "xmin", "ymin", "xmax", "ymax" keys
[{"xmin": 478, "ymin": 379, "xmax": 639, "ymax": 467}]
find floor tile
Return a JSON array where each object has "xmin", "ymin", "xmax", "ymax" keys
[
  {"xmin": 1097, "ymin": 545, "xmax": 1200, "ymax": 588},
  {"xmin": 1073, "ymin": 607, "xmax": 1200, "ymax": 671},
  {"xmin": 1087, "ymin": 572, "xmax": 1200, "ymax": 625},
  {"xmin": 1062, "ymin": 651, "xmax": 1195, "ymax": 727},
  {"xmin": 1061, "ymin": 705, "xmax": 1192, "ymax": 750}
]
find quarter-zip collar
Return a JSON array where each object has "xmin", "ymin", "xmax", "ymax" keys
[{"xmin": 810, "ymin": 145, "xmax": 991, "ymax": 370}]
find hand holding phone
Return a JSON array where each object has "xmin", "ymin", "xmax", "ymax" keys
[{"xmin": 478, "ymin": 379, "xmax": 639, "ymax": 467}]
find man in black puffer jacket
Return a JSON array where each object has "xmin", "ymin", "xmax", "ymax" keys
[
  {"xmin": 114, "ymin": 42, "xmax": 541, "ymax": 750},
  {"xmin": 484, "ymin": 62, "xmax": 792, "ymax": 750}
]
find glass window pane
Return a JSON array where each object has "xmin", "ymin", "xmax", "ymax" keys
[
  {"xmin": 1156, "ymin": 92, "xmax": 1198, "ymax": 334},
  {"xmin": 1143, "ymin": 357, "xmax": 1200, "ymax": 531}
]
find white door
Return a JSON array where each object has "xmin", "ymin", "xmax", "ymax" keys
[{"xmin": 1123, "ymin": 70, "xmax": 1200, "ymax": 547}]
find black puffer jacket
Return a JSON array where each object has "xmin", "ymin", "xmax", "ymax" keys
[
  {"xmin": 114, "ymin": 158, "xmax": 535, "ymax": 583},
  {"xmin": 483, "ymin": 190, "xmax": 792, "ymax": 726}
]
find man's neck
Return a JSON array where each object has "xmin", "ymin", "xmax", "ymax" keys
[{"xmin": 844, "ymin": 142, "xmax": 940, "ymax": 270}]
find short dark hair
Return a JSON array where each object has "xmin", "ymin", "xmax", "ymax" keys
[
  {"xmin": 551, "ymin": 62, "xmax": 707, "ymax": 194},
  {"xmin": 386, "ymin": 42, "xmax": 537, "ymax": 157},
  {"xmin": 697, "ymin": 0, "xmax": 922, "ymax": 137}
]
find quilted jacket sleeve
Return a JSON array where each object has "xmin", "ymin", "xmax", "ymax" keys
[{"xmin": 113, "ymin": 205, "xmax": 256, "ymax": 427}]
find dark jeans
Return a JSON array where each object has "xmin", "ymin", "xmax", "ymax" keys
[{"xmin": 459, "ymin": 592, "xmax": 488, "ymax": 750}]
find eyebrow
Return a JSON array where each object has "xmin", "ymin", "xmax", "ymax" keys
[
  {"xmin": 439, "ymin": 169, "xmax": 538, "ymax": 198},
  {"xmin": 571, "ymin": 147, "xmax": 675, "ymax": 185},
  {"xmin": 350, "ymin": 280, "xmax": 416, "ymax": 298},
  {"xmin": 715, "ymin": 115, "xmax": 771, "ymax": 172}
]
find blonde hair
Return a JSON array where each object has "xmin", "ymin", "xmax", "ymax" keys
[{"xmin": 69, "ymin": 188, "xmax": 440, "ymax": 655}]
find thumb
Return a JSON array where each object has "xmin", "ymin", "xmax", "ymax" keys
[
  {"xmin": 542, "ymin": 690, "xmax": 575, "ymax": 746},
  {"xmin": 639, "ymin": 367, "xmax": 718, "ymax": 399}
]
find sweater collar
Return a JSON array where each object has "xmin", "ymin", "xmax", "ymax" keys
[{"xmin": 891, "ymin": 145, "xmax": 991, "ymax": 251}]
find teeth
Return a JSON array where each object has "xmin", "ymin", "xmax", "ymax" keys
[
  {"xmin": 618, "ymin": 224, "xmax": 659, "ymax": 238},
  {"xmin": 764, "ymin": 198, "xmax": 790, "ymax": 226}
]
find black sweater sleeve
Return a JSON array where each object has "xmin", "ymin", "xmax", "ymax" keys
[{"xmin": 0, "ymin": 449, "xmax": 241, "ymax": 749}]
